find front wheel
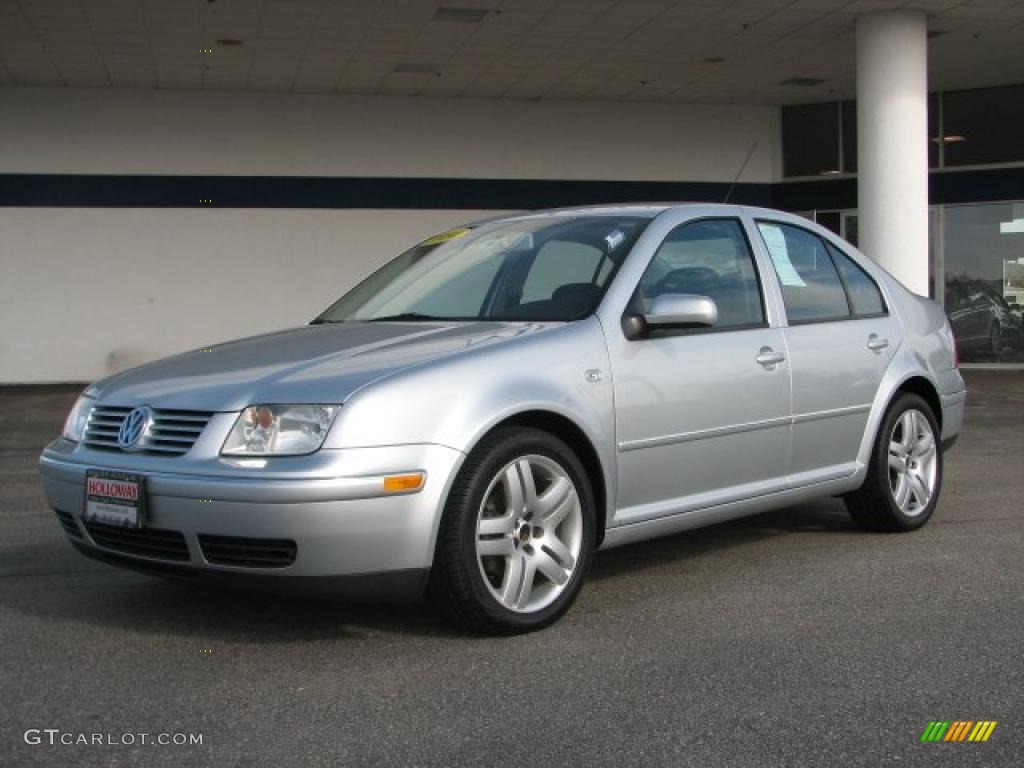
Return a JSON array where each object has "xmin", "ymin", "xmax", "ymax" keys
[
  {"xmin": 845, "ymin": 393, "xmax": 942, "ymax": 532},
  {"xmin": 430, "ymin": 427, "xmax": 596, "ymax": 634}
]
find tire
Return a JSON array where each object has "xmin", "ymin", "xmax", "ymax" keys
[
  {"xmin": 845, "ymin": 392, "xmax": 942, "ymax": 532},
  {"xmin": 429, "ymin": 426, "xmax": 596, "ymax": 634},
  {"xmin": 990, "ymin": 323, "xmax": 1002, "ymax": 356}
]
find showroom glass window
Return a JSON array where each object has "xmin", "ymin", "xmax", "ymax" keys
[
  {"xmin": 786, "ymin": 94, "xmax": 940, "ymax": 176},
  {"xmin": 942, "ymin": 85, "xmax": 1024, "ymax": 167},
  {"xmin": 781, "ymin": 103, "xmax": 840, "ymax": 177},
  {"xmin": 943, "ymin": 203, "xmax": 1024, "ymax": 363}
]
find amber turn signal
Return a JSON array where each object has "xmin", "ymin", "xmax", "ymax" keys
[{"xmin": 382, "ymin": 473, "xmax": 425, "ymax": 494}]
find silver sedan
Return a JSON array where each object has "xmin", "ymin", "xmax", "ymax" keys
[{"xmin": 40, "ymin": 204, "xmax": 966, "ymax": 633}]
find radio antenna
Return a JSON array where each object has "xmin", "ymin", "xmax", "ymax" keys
[{"xmin": 722, "ymin": 140, "xmax": 758, "ymax": 204}]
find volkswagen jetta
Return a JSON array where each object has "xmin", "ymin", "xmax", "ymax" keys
[{"xmin": 40, "ymin": 204, "xmax": 966, "ymax": 633}]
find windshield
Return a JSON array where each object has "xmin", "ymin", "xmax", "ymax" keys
[{"xmin": 314, "ymin": 215, "xmax": 651, "ymax": 323}]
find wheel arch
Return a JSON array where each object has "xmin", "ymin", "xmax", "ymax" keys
[
  {"xmin": 845, "ymin": 372, "xmax": 945, "ymax": 532},
  {"xmin": 474, "ymin": 410, "xmax": 610, "ymax": 547},
  {"xmin": 856, "ymin": 360, "xmax": 946, "ymax": 474},
  {"xmin": 892, "ymin": 375, "xmax": 943, "ymax": 430}
]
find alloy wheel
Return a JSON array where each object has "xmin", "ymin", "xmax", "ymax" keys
[
  {"xmin": 475, "ymin": 454, "xmax": 583, "ymax": 613},
  {"xmin": 887, "ymin": 409, "xmax": 938, "ymax": 516}
]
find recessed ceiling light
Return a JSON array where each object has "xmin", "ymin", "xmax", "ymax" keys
[
  {"xmin": 780, "ymin": 76, "xmax": 827, "ymax": 87},
  {"xmin": 215, "ymin": 38, "xmax": 244, "ymax": 46},
  {"xmin": 393, "ymin": 62, "xmax": 441, "ymax": 75},
  {"xmin": 701, "ymin": 56, "xmax": 726, "ymax": 64},
  {"xmin": 932, "ymin": 134, "xmax": 966, "ymax": 143},
  {"xmin": 434, "ymin": 7, "xmax": 490, "ymax": 23}
]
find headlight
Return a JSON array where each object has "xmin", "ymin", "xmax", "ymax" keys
[
  {"xmin": 221, "ymin": 405, "xmax": 338, "ymax": 456},
  {"xmin": 62, "ymin": 393, "xmax": 95, "ymax": 442}
]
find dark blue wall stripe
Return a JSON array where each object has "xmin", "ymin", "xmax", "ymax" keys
[
  {"xmin": 772, "ymin": 177, "xmax": 857, "ymax": 211},
  {"xmin": 1, "ymin": 166, "xmax": 1022, "ymax": 210},
  {"xmin": 0, "ymin": 174, "xmax": 771, "ymax": 209},
  {"xmin": 929, "ymin": 167, "xmax": 1024, "ymax": 205},
  {"xmin": 773, "ymin": 166, "xmax": 1024, "ymax": 211}
]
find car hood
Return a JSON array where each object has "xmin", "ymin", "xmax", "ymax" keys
[{"xmin": 91, "ymin": 321, "xmax": 556, "ymax": 412}]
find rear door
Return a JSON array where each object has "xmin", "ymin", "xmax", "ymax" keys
[{"xmin": 751, "ymin": 218, "xmax": 901, "ymax": 485}]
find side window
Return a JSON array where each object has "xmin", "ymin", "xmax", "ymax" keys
[
  {"xmin": 636, "ymin": 218, "xmax": 765, "ymax": 329},
  {"xmin": 521, "ymin": 240, "xmax": 603, "ymax": 302},
  {"xmin": 827, "ymin": 243, "xmax": 886, "ymax": 316},
  {"xmin": 756, "ymin": 222, "xmax": 851, "ymax": 323}
]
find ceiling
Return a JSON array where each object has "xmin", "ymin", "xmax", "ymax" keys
[{"xmin": 1, "ymin": 0, "xmax": 1023, "ymax": 104}]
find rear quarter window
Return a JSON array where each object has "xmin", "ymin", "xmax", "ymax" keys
[{"xmin": 827, "ymin": 243, "xmax": 886, "ymax": 316}]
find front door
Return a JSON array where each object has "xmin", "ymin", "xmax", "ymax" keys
[{"xmin": 605, "ymin": 216, "xmax": 793, "ymax": 525}]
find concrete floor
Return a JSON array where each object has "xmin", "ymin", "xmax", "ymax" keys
[{"xmin": 1, "ymin": 371, "xmax": 1021, "ymax": 767}]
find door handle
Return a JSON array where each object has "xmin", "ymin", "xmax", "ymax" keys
[
  {"xmin": 755, "ymin": 347, "xmax": 786, "ymax": 368},
  {"xmin": 867, "ymin": 334, "xmax": 889, "ymax": 352}
]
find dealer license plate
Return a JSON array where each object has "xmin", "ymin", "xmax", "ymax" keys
[{"xmin": 84, "ymin": 470, "xmax": 145, "ymax": 528}]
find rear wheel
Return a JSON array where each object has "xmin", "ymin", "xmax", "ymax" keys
[
  {"xmin": 845, "ymin": 393, "xmax": 942, "ymax": 532},
  {"xmin": 430, "ymin": 427, "xmax": 595, "ymax": 634},
  {"xmin": 990, "ymin": 323, "xmax": 1002, "ymax": 356}
]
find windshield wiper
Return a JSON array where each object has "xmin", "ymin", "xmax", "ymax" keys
[{"xmin": 364, "ymin": 313, "xmax": 453, "ymax": 322}]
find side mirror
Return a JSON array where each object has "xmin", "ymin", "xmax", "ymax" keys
[{"xmin": 622, "ymin": 294, "xmax": 718, "ymax": 339}]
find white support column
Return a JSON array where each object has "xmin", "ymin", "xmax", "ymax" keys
[{"xmin": 856, "ymin": 10, "xmax": 929, "ymax": 295}]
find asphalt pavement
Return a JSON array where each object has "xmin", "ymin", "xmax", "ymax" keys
[{"xmin": 1, "ymin": 371, "xmax": 1021, "ymax": 767}]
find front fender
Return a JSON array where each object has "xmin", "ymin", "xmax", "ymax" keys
[{"xmin": 324, "ymin": 317, "xmax": 617, "ymax": 533}]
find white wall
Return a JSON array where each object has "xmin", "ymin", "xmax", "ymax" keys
[
  {"xmin": 0, "ymin": 87, "xmax": 780, "ymax": 383},
  {"xmin": 0, "ymin": 208, "xmax": 497, "ymax": 382}
]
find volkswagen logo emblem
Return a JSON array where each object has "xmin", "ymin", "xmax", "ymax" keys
[{"xmin": 118, "ymin": 406, "xmax": 153, "ymax": 451}]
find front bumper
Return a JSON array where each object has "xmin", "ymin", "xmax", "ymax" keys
[{"xmin": 39, "ymin": 439, "xmax": 465, "ymax": 598}]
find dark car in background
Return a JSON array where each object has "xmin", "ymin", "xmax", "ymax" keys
[{"xmin": 945, "ymin": 279, "xmax": 1024, "ymax": 359}]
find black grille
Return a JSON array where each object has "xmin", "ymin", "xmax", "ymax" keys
[
  {"xmin": 83, "ymin": 405, "xmax": 213, "ymax": 456},
  {"xmin": 84, "ymin": 521, "xmax": 190, "ymax": 562},
  {"xmin": 54, "ymin": 509, "xmax": 83, "ymax": 539},
  {"xmin": 198, "ymin": 534, "xmax": 297, "ymax": 568}
]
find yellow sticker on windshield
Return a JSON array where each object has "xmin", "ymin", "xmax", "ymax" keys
[{"xmin": 420, "ymin": 227, "xmax": 471, "ymax": 246}]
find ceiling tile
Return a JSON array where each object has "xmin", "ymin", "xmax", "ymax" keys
[{"xmin": 0, "ymin": 0, "xmax": 1018, "ymax": 104}]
